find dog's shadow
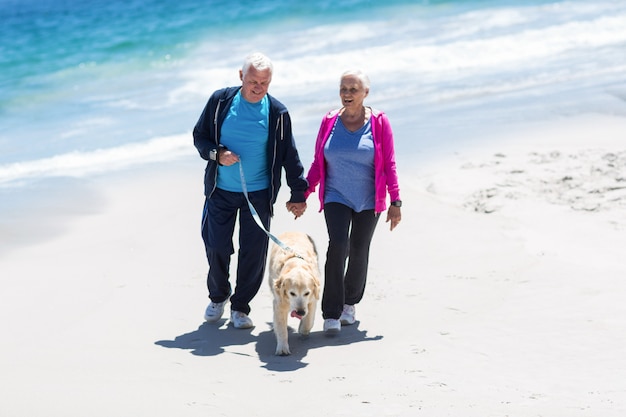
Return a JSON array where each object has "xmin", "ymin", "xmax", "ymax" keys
[
  {"xmin": 155, "ymin": 320, "xmax": 382, "ymax": 371},
  {"xmin": 256, "ymin": 321, "xmax": 383, "ymax": 371}
]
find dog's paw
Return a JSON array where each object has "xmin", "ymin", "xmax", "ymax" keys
[
  {"xmin": 275, "ymin": 345, "xmax": 291, "ymax": 356},
  {"xmin": 298, "ymin": 321, "xmax": 313, "ymax": 336}
]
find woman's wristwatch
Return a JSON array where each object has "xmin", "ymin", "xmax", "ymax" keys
[{"xmin": 390, "ymin": 200, "xmax": 402, "ymax": 207}]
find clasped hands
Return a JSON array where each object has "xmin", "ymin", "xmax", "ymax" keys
[{"xmin": 286, "ymin": 201, "xmax": 307, "ymax": 219}]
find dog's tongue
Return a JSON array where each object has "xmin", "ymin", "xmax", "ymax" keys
[{"xmin": 290, "ymin": 310, "xmax": 303, "ymax": 320}]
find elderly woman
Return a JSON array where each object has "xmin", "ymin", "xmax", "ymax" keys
[{"xmin": 304, "ymin": 70, "xmax": 402, "ymax": 334}]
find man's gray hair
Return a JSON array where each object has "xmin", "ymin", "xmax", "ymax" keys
[
  {"xmin": 341, "ymin": 69, "xmax": 371, "ymax": 90},
  {"xmin": 242, "ymin": 52, "xmax": 274, "ymax": 76}
]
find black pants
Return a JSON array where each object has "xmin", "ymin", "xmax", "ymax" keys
[
  {"xmin": 201, "ymin": 188, "xmax": 270, "ymax": 315},
  {"xmin": 322, "ymin": 202, "xmax": 380, "ymax": 320}
]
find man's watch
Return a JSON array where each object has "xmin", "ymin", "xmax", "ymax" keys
[
  {"xmin": 390, "ymin": 200, "xmax": 402, "ymax": 207},
  {"xmin": 209, "ymin": 148, "xmax": 218, "ymax": 162}
]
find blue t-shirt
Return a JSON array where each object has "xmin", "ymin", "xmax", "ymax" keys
[
  {"xmin": 217, "ymin": 91, "xmax": 270, "ymax": 192},
  {"xmin": 323, "ymin": 117, "xmax": 375, "ymax": 212}
]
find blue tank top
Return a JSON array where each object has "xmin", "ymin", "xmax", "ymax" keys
[{"xmin": 323, "ymin": 117, "xmax": 375, "ymax": 212}]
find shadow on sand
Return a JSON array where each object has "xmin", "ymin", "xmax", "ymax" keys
[{"xmin": 155, "ymin": 320, "xmax": 382, "ymax": 372}]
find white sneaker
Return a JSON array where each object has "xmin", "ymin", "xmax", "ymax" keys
[
  {"xmin": 230, "ymin": 311, "xmax": 254, "ymax": 329},
  {"xmin": 323, "ymin": 318, "xmax": 341, "ymax": 335},
  {"xmin": 204, "ymin": 300, "xmax": 227, "ymax": 322},
  {"xmin": 340, "ymin": 304, "xmax": 356, "ymax": 325}
]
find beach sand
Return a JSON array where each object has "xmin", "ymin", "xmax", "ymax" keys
[{"xmin": 1, "ymin": 114, "xmax": 625, "ymax": 416}]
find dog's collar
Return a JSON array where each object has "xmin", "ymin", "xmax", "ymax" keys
[{"xmin": 285, "ymin": 252, "xmax": 305, "ymax": 261}]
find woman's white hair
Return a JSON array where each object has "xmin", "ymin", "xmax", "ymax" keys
[
  {"xmin": 242, "ymin": 52, "xmax": 273, "ymax": 76},
  {"xmin": 340, "ymin": 69, "xmax": 370, "ymax": 90}
]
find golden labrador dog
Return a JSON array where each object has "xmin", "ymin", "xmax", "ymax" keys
[{"xmin": 268, "ymin": 232, "xmax": 320, "ymax": 356}]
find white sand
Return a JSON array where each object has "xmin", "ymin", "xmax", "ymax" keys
[{"xmin": 1, "ymin": 114, "xmax": 625, "ymax": 416}]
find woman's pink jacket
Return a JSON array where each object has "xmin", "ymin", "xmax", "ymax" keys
[{"xmin": 304, "ymin": 108, "xmax": 401, "ymax": 214}]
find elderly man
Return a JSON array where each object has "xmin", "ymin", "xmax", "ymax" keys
[{"xmin": 193, "ymin": 52, "xmax": 308, "ymax": 329}]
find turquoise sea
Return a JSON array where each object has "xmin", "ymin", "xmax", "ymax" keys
[{"xmin": 1, "ymin": 0, "xmax": 625, "ymax": 187}]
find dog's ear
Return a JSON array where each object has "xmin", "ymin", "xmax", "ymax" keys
[
  {"xmin": 275, "ymin": 276, "xmax": 292, "ymax": 297},
  {"xmin": 274, "ymin": 276, "xmax": 284, "ymax": 293},
  {"xmin": 281, "ymin": 277, "xmax": 292, "ymax": 297},
  {"xmin": 312, "ymin": 275, "xmax": 320, "ymax": 299}
]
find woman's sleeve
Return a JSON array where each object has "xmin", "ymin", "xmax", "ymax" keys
[
  {"xmin": 304, "ymin": 117, "xmax": 327, "ymax": 198},
  {"xmin": 381, "ymin": 113, "xmax": 401, "ymax": 202}
]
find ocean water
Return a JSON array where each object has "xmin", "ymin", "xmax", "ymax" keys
[{"xmin": 1, "ymin": 0, "xmax": 625, "ymax": 188}]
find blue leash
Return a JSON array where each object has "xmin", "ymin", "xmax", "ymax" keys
[{"xmin": 238, "ymin": 162, "xmax": 303, "ymax": 258}]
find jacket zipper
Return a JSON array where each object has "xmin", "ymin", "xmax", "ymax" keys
[
  {"xmin": 209, "ymin": 100, "xmax": 222, "ymax": 197},
  {"xmin": 269, "ymin": 113, "xmax": 281, "ymax": 211}
]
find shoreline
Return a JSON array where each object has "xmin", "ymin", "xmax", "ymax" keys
[{"xmin": 3, "ymin": 112, "xmax": 625, "ymax": 256}]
